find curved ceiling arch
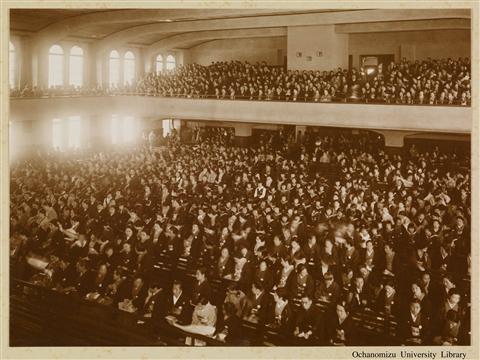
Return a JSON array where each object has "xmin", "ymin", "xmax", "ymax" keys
[
  {"xmin": 31, "ymin": 9, "xmax": 315, "ymax": 48},
  {"xmin": 145, "ymin": 27, "xmax": 287, "ymax": 59},
  {"xmin": 92, "ymin": 9, "xmax": 470, "ymax": 54}
]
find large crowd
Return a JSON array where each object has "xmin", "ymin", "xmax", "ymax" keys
[
  {"xmin": 11, "ymin": 57, "xmax": 471, "ymax": 106},
  {"xmin": 10, "ymin": 127, "xmax": 471, "ymax": 346},
  {"xmin": 136, "ymin": 58, "xmax": 471, "ymax": 106}
]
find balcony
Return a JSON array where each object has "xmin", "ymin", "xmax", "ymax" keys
[{"xmin": 10, "ymin": 95, "xmax": 472, "ymax": 134}]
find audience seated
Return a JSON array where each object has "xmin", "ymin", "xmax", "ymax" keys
[
  {"xmin": 9, "ymin": 125, "xmax": 471, "ymax": 346},
  {"xmin": 11, "ymin": 58, "xmax": 471, "ymax": 106},
  {"xmin": 134, "ymin": 58, "xmax": 471, "ymax": 106}
]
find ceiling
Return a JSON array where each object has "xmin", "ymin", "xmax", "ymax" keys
[
  {"xmin": 9, "ymin": 8, "xmax": 471, "ymax": 51},
  {"xmin": 10, "ymin": 9, "xmax": 105, "ymax": 32}
]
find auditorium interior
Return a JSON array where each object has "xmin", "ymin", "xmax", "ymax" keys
[{"xmin": 8, "ymin": 8, "xmax": 472, "ymax": 348}]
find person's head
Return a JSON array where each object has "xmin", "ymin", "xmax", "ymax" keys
[
  {"xmin": 384, "ymin": 280, "xmax": 395, "ymax": 297},
  {"xmin": 252, "ymin": 281, "xmax": 264, "ymax": 296},
  {"xmin": 301, "ymin": 295, "xmax": 312, "ymax": 310},
  {"xmin": 133, "ymin": 277, "xmax": 144, "ymax": 289},
  {"xmin": 196, "ymin": 267, "xmax": 207, "ymax": 282},
  {"xmin": 221, "ymin": 247, "xmax": 229, "ymax": 258},
  {"xmin": 122, "ymin": 242, "xmax": 131, "ymax": 252},
  {"xmin": 410, "ymin": 299, "xmax": 422, "ymax": 316},
  {"xmin": 98, "ymin": 263, "xmax": 108, "ymax": 276},
  {"xmin": 125, "ymin": 227, "xmax": 133, "ymax": 238},
  {"xmin": 259, "ymin": 260, "xmax": 267, "ymax": 272},
  {"xmin": 196, "ymin": 296, "xmax": 210, "ymax": 309},
  {"xmin": 76, "ymin": 258, "xmax": 87, "ymax": 273},
  {"xmin": 421, "ymin": 272, "xmax": 431, "ymax": 286},
  {"xmin": 273, "ymin": 235, "xmax": 282, "ymax": 246},
  {"xmin": 172, "ymin": 280, "xmax": 183, "ymax": 297},
  {"xmin": 105, "ymin": 246, "xmax": 114, "ymax": 257},
  {"xmin": 324, "ymin": 272, "xmax": 334, "ymax": 287},
  {"xmin": 223, "ymin": 301, "xmax": 237, "ymax": 319},
  {"xmin": 336, "ymin": 301, "xmax": 349, "ymax": 319},
  {"xmin": 297, "ymin": 263, "xmax": 308, "ymax": 277},
  {"xmin": 447, "ymin": 289, "xmax": 461, "ymax": 306},
  {"xmin": 443, "ymin": 275, "xmax": 455, "ymax": 289},
  {"xmin": 354, "ymin": 276, "xmax": 364, "ymax": 289},
  {"xmin": 446, "ymin": 309, "xmax": 460, "ymax": 324},
  {"xmin": 411, "ymin": 282, "xmax": 424, "ymax": 299},
  {"xmin": 149, "ymin": 282, "xmax": 161, "ymax": 293}
]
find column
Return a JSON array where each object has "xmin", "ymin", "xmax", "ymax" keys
[{"xmin": 233, "ymin": 123, "xmax": 253, "ymax": 147}]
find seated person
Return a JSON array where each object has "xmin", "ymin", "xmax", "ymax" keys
[
  {"xmin": 314, "ymin": 271, "xmax": 341, "ymax": 305},
  {"xmin": 160, "ymin": 280, "xmax": 191, "ymax": 324},
  {"xmin": 293, "ymin": 295, "xmax": 322, "ymax": 343},
  {"xmin": 242, "ymin": 281, "xmax": 270, "ymax": 325},
  {"xmin": 85, "ymin": 263, "xmax": 110, "ymax": 301},
  {"xmin": 214, "ymin": 302, "xmax": 244, "ymax": 345},
  {"xmin": 223, "ymin": 283, "xmax": 247, "ymax": 318},
  {"xmin": 326, "ymin": 300, "xmax": 357, "ymax": 346},
  {"xmin": 140, "ymin": 282, "xmax": 163, "ymax": 319},
  {"xmin": 168, "ymin": 296, "xmax": 217, "ymax": 346},
  {"xmin": 267, "ymin": 288, "xmax": 293, "ymax": 335},
  {"xmin": 191, "ymin": 267, "xmax": 212, "ymax": 305},
  {"xmin": 433, "ymin": 309, "xmax": 462, "ymax": 345},
  {"xmin": 117, "ymin": 276, "xmax": 147, "ymax": 313},
  {"xmin": 372, "ymin": 278, "xmax": 401, "ymax": 317},
  {"xmin": 398, "ymin": 299, "xmax": 430, "ymax": 345},
  {"xmin": 347, "ymin": 275, "xmax": 369, "ymax": 310},
  {"xmin": 290, "ymin": 263, "xmax": 315, "ymax": 300}
]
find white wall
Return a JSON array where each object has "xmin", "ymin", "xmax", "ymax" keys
[
  {"xmin": 287, "ymin": 25, "xmax": 348, "ymax": 71},
  {"xmin": 187, "ymin": 37, "xmax": 287, "ymax": 66},
  {"xmin": 349, "ymin": 29, "xmax": 470, "ymax": 68}
]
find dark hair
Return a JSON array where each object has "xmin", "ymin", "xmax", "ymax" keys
[
  {"xmin": 172, "ymin": 280, "xmax": 183, "ymax": 289},
  {"xmin": 446, "ymin": 309, "xmax": 460, "ymax": 322},
  {"xmin": 252, "ymin": 281, "xmax": 264, "ymax": 292},
  {"xmin": 324, "ymin": 272, "xmax": 334, "ymax": 281},
  {"xmin": 196, "ymin": 267, "xmax": 207, "ymax": 277},
  {"xmin": 448, "ymin": 288, "xmax": 461, "ymax": 298},
  {"xmin": 197, "ymin": 296, "xmax": 209, "ymax": 305}
]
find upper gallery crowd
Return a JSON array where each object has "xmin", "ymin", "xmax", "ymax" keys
[{"xmin": 11, "ymin": 57, "xmax": 471, "ymax": 106}]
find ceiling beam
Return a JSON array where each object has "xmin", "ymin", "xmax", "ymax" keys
[
  {"xmin": 335, "ymin": 18, "xmax": 471, "ymax": 33},
  {"xmin": 30, "ymin": 9, "xmax": 316, "ymax": 47},
  {"xmin": 92, "ymin": 9, "xmax": 470, "ymax": 54},
  {"xmin": 145, "ymin": 27, "xmax": 287, "ymax": 59}
]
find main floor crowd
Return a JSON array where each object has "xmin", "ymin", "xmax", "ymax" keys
[
  {"xmin": 10, "ymin": 128, "xmax": 471, "ymax": 346},
  {"xmin": 11, "ymin": 57, "xmax": 471, "ymax": 106}
]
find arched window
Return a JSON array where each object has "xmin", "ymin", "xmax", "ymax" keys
[
  {"xmin": 69, "ymin": 46, "xmax": 84, "ymax": 87},
  {"xmin": 48, "ymin": 44, "xmax": 64, "ymax": 87},
  {"xmin": 123, "ymin": 51, "xmax": 135, "ymax": 86},
  {"xmin": 166, "ymin": 54, "xmax": 176, "ymax": 70},
  {"xmin": 109, "ymin": 50, "xmax": 120, "ymax": 87},
  {"xmin": 9, "ymin": 41, "xmax": 16, "ymax": 89},
  {"xmin": 156, "ymin": 54, "xmax": 164, "ymax": 73}
]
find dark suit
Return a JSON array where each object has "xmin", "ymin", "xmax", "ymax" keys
[
  {"xmin": 398, "ymin": 311, "xmax": 429, "ymax": 345},
  {"xmin": 294, "ymin": 305, "xmax": 322, "ymax": 343},
  {"xmin": 222, "ymin": 314, "xmax": 244, "ymax": 345},
  {"xmin": 326, "ymin": 313, "xmax": 357, "ymax": 345},
  {"xmin": 160, "ymin": 291, "xmax": 191, "ymax": 324},
  {"xmin": 242, "ymin": 291, "xmax": 270, "ymax": 325},
  {"xmin": 314, "ymin": 281, "xmax": 341, "ymax": 305},
  {"xmin": 191, "ymin": 280, "xmax": 212, "ymax": 304}
]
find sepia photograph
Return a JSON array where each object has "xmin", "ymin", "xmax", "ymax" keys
[{"xmin": 3, "ymin": 2, "xmax": 478, "ymax": 359}]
